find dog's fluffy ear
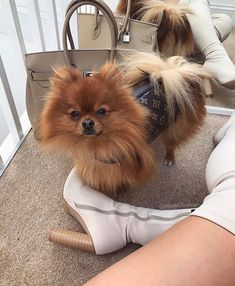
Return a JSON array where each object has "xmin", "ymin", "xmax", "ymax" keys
[
  {"xmin": 50, "ymin": 67, "xmax": 81, "ymax": 90},
  {"xmin": 98, "ymin": 63, "xmax": 123, "ymax": 84}
]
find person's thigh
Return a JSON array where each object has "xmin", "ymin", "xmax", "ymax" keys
[{"xmin": 84, "ymin": 216, "xmax": 235, "ymax": 286}]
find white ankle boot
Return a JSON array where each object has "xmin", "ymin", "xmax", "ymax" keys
[
  {"xmin": 63, "ymin": 169, "xmax": 193, "ymax": 254},
  {"xmin": 181, "ymin": 0, "xmax": 235, "ymax": 89}
]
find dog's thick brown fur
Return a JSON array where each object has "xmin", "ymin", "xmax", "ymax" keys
[
  {"xmin": 116, "ymin": 0, "xmax": 196, "ymax": 57},
  {"xmin": 39, "ymin": 64, "xmax": 156, "ymax": 195},
  {"xmin": 39, "ymin": 51, "xmax": 209, "ymax": 195}
]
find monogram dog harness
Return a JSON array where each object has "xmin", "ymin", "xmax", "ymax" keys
[{"xmin": 133, "ymin": 80, "xmax": 169, "ymax": 140}]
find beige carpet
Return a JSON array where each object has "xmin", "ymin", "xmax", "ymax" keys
[{"xmin": 0, "ymin": 113, "xmax": 228, "ymax": 285}]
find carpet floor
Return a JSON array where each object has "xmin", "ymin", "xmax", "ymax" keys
[{"xmin": 0, "ymin": 113, "xmax": 228, "ymax": 285}]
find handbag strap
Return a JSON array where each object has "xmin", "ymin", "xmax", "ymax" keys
[
  {"xmin": 94, "ymin": 0, "xmax": 132, "ymax": 39},
  {"xmin": 118, "ymin": 0, "xmax": 132, "ymax": 38},
  {"xmin": 93, "ymin": 0, "xmax": 132, "ymax": 40},
  {"xmin": 63, "ymin": 0, "xmax": 118, "ymax": 66}
]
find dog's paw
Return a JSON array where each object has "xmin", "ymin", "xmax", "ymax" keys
[{"xmin": 164, "ymin": 159, "xmax": 175, "ymax": 167}]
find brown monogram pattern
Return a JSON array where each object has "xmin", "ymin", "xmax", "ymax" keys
[{"xmin": 133, "ymin": 80, "xmax": 169, "ymax": 140}]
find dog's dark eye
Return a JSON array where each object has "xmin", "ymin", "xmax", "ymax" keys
[
  {"xmin": 69, "ymin": 110, "xmax": 80, "ymax": 119},
  {"xmin": 97, "ymin": 108, "xmax": 106, "ymax": 115}
]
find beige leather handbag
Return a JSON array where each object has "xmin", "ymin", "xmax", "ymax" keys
[
  {"xmin": 25, "ymin": 0, "xmax": 124, "ymax": 136},
  {"xmin": 66, "ymin": 0, "xmax": 162, "ymax": 52}
]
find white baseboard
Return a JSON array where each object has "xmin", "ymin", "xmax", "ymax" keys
[
  {"xmin": 211, "ymin": 4, "xmax": 235, "ymax": 26},
  {"xmin": 206, "ymin": 105, "xmax": 234, "ymax": 116}
]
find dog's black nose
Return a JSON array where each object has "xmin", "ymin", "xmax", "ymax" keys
[{"xmin": 82, "ymin": 119, "xmax": 95, "ymax": 130}]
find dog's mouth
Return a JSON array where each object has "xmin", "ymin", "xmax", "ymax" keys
[
  {"xmin": 82, "ymin": 129, "xmax": 96, "ymax": 137},
  {"xmin": 82, "ymin": 129, "xmax": 101, "ymax": 137}
]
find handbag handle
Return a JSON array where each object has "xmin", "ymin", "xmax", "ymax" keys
[
  {"xmin": 63, "ymin": 0, "xmax": 118, "ymax": 66},
  {"xmin": 65, "ymin": 0, "xmax": 130, "ymax": 48}
]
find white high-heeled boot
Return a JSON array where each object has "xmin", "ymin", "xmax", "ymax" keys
[
  {"xmin": 180, "ymin": 0, "xmax": 235, "ymax": 89},
  {"xmin": 62, "ymin": 169, "xmax": 193, "ymax": 254}
]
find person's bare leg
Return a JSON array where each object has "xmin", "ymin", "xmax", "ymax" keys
[{"xmin": 85, "ymin": 216, "xmax": 235, "ymax": 286}]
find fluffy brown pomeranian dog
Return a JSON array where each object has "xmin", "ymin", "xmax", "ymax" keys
[
  {"xmin": 116, "ymin": 0, "xmax": 196, "ymax": 57},
  {"xmin": 39, "ymin": 62, "xmax": 156, "ymax": 195},
  {"xmin": 39, "ymin": 51, "xmax": 209, "ymax": 195}
]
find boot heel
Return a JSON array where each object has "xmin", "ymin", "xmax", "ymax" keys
[{"xmin": 48, "ymin": 228, "xmax": 95, "ymax": 253}]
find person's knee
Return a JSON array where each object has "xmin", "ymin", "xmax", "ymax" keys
[{"xmin": 191, "ymin": 183, "xmax": 235, "ymax": 234}]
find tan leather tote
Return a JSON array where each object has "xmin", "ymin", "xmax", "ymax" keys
[
  {"xmin": 66, "ymin": 0, "xmax": 162, "ymax": 52},
  {"xmin": 25, "ymin": 0, "xmax": 122, "ymax": 137}
]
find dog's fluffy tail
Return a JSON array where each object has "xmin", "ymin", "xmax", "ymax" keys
[
  {"xmin": 120, "ymin": 51, "xmax": 210, "ymax": 124},
  {"xmin": 139, "ymin": 0, "xmax": 191, "ymax": 25},
  {"xmin": 139, "ymin": 0, "xmax": 195, "ymax": 56}
]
